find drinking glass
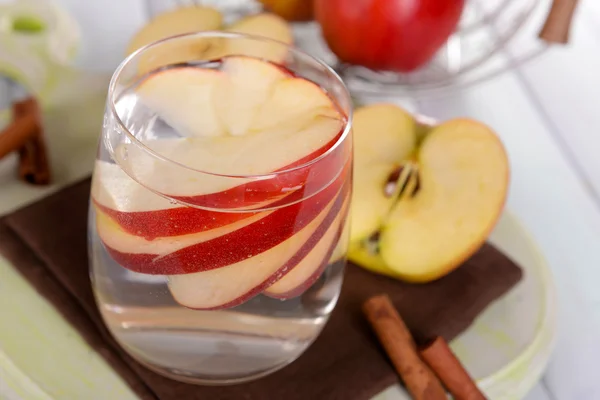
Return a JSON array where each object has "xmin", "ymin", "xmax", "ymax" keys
[{"xmin": 88, "ymin": 32, "xmax": 353, "ymax": 385}]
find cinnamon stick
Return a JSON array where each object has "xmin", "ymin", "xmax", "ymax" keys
[
  {"xmin": 0, "ymin": 97, "xmax": 51, "ymax": 184},
  {"xmin": 363, "ymin": 294, "xmax": 447, "ymax": 400},
  {"xmin": 15, "ymin": 98, "xmax": 51, "ymax": 185},
  {"xmin": 539, "ymin": 0, "xmax": 580, "ymax": 44},
  {"xmin": 0, "ymin": 111, "xmax": 38, "ymax": 159},
  {"xmin": 420, "ymin": 336, "xmax": 487, "ymax": 400},
  {"xmin": 18, "ymin": 134, "xmax": 51, "ymax": 185}
]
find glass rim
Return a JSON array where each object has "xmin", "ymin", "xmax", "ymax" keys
[{"xmin": 107, "ymin": 30, "xmax": 353, "ymax": 180}]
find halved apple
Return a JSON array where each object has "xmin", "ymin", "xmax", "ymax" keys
[
  {"xmin": 329, "ymin": 215, "xmax": 351, "ymax": 263},
  {"xmin": 127, "ymin": 9, "xmax": 293, "ymax": 75},
  {"xmin": 349, "ymin": 106, "xmax": 509, "ymax": 283},
  {"xmin": 167, "ymin": 183, "xmax": 349, "ymax": 309},
  {"xmin": 126, "ymin": 7, "xmax": 223, "ymax": 55},
  {"xmin": 347, "ymin": 240, "xmax": 399, "ymax": 279},
  {"xmin": 349, "ymin": 104, "xmax": 417, "ymax": 243},
  {"xmin": 379, "ymin": 119, "xmax": 509, "ymax": 282},
  {"xmin": 223, "ymin": 12, "xmax": 293, "ymax": 62},
  {"xmin": 127, "ymin": 6, "xmax": 224, "ymax": 74}
]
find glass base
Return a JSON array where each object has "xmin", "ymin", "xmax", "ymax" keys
[
  {"xmin": 126, "ymin": 348, "xmax": 298, "ymax": 386},
  {"xmin": 107, "ymin": 322, "xmax": 323, "ymax": 385}
]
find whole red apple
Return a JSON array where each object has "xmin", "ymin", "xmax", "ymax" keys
[{"xmin": 314, "ymin": 0, "xmax": 466, "ymax": 72}]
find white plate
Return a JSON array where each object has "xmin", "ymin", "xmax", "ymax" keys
[{"xmin": 373, "ymin": 210, "xmax": 557, "ymax": 400}]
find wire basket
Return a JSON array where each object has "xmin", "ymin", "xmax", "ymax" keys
[{"xmin": 152, "ymin": 0, "xmax": 579, "ymax": 99}]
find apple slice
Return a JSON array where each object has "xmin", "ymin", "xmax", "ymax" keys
[
  {"xmin": 116, "ymin": 116, "xmax": 344, "ymax": 209},
  {"xmin": 379, "ymin": 119, "xmax": 509, "ymax": 282},
  {"xmin": 263, "ymin": 196, "xmax": 349, "ymax": 299},
  {"xmin": 213, "ymin": 56, "xmax": 288, "ymax": 136},
  {"xmin": 96, "ymin": 207, "xmax": 271, "ymax": 258},
  {"xmin": 223, "ymin": 13, "xmax": 293, "ymax": 62},
  {"xmin": 250, "ymin": 77, "xmax": 338, "ymax": 132},
  {"xmin": 167, "ymin": 183, "xmax": 348, "ymax": 309},
  {"xmin": 350, "ymin": 104, "xmax": 417, "ymax": 243},
  {"xmin": 99, "ymin": 162, "xmax": 349, "ymax": 275},
  {"xmin": 92, "ymin": 160, "xmax": 274, "ymax": 238},
  {"xmin": 126, "ymin": 6, "xmax": 223, "ymax": 55},
  {"xmin": 137, "ymin": 67, "xmax": 226, "ymax": 137},
  {"xmin": 114, "ymin": 57, "xmax": 346, "ymax": 210}
]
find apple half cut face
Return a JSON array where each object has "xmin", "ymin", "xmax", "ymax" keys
[
  {"xmin": 379, "ymin": 119, "xmax": 509, "ymax": 282},
  {"xmin": 349, "ymin": 104, "xmax": 417, "ymax": 243},
  {"xmin": 114, "ymin": 55, "xmax": 348, "ymax": 210},
  {"xmin": 348, "ymin": 105, "xmax": 509, "ymax": 283}
]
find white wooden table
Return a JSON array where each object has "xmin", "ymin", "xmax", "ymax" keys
[{"xmin": 2, "ymin": 0, "xmax": 600, "ymax": 399}]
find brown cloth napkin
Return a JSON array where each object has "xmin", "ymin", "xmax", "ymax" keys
[{"xmin": 0, "ymin": 178, "xmax": 523, "ymax": 400}]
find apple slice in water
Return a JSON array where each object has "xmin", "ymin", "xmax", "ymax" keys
[
  {"xmin": 136, "ymin": 68, "xmax": 225, "ymax": 137},
  {"xmin": 96, "ymin": 207, "xmax": 271, "ymax": 260},
  {"xmin": 91, "ymin": 160, "xmax": 281, "ymax": 238},
  {"xmin": 167, "ymin": 183, "xmax": 348, "ymax": 309},
  {"xmin": 118, "ymin": 56, "xmax": 346, "ymax": 210},
  {"xmin": 251, "ymin": 77, "xmax": 340, "ymax": 132},
  {"xmin": 98, "ymin": 162, "xmax": 349, "ymax": 275},
  {"xmin": 213, "ymin": 56, "xmax": 288, "ymax": 136},
  {"xmin": 264, "ymin": 197, "xmax": 349, "ymax": 299}
]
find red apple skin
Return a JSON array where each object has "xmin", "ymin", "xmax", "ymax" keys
[
  {"xmin": 101, "ymin": 161, "xmax": 351, "ymax": 275},
  {"xmin": 314, "ymin": 0, "xmax": 466, "ymax": 72},
  {"xmin": 93, "ymin": 125, "xmax": 350, "ymax": 239},
  {"xmin": 171, "ymin": 127, "xmax": 350, "ymax": 210},
  {"xmin": 93, "ymin": 201, "xmax": 258, "ymax": 240},
  {"xmin": 264, "ymin": 199, "xmax": 350, "ymax": 300},
  {"xmin": 180, "ymin": 181, "xmax": 351, "ymax": 310}
]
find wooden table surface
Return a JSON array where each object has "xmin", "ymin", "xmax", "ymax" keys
[{"xmin": 1, "ymin": 0, "xmax": 600, "ymax": 399}]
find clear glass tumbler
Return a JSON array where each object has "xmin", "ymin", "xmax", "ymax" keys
[{"xmin": 88, "ymin": 32, "xmax": 353, "ymax": 385}]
